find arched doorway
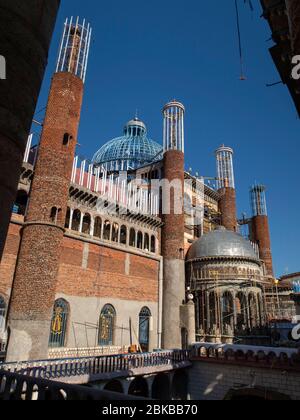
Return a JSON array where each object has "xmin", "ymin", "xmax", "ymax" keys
[
  {"xmin": 49, "ymin": 299, "xmax": 69, "ymax": 348},
  {"xmin": 128, "ymin": 377, "xmax": 149, "ymax": 398},
  {"xmin": 99, "ymin": 304, "xmax": 116, "ymax": 346},
  {"xmin": 139, "ymin": 307, "xmax": 151, "ymax": 352},
  {"xmin": 152, "ymin": 374, "xmax": 171, "ymax": 400}
]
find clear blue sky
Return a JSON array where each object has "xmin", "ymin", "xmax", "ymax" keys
[{"xmin": 34, "ymin": 0, "xmax": 300, "ymax": 277}]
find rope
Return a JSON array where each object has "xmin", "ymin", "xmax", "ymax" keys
[{"xmin": 235, "ymin": 0, "xmax": 246, "ymax": 81}]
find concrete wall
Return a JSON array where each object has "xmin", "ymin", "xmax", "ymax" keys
[
  {"xmin": 189, "ymin": 360, "xmax": 300, "ymax": 400},
  {"xmin": 56, "ymin": 294, "xmax": 159, "ymax": 351}
]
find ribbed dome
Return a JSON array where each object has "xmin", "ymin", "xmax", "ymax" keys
[
  {"xmin": 187, "ymin": 227, "xmax": 258, "ymax": 261},
  {"xmin": 93, "ymin": 118, "xmax": 163, "ymax": 171}
]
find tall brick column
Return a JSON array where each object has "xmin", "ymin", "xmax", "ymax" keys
[
  {"xmin": 250, "ymin": 185, "xmax": 274, "ymax": 278},
  {"xmin": 216, "ymin": 146, "xmax": 237, "ymax": 232},
  {"xmin": 161, "ymin": 101, "xmax": 186, "ymax": 350},
  {"xmin": 251, "ymin": 216, "xmax": 274, "ymax": 278},
  {"xmin": 6, "ymin": 18, "xmax": 91, "ymax": 362},
  {"xmin": 0, "ymin": 0, "xmax": 60, "ymax": 262},
  {"xmin": 218, "ymin": 187, "xmax": 237, "ymax": 232}
]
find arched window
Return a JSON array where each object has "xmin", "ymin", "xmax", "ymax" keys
[
  {"xmin": 13, "ymin": 190, "xmax": 28, "ymax": 216},
  {"xmin": 151, "ymin": 236, "xmax": 156, "ymax": 253},
  {"xmin": 63, "ymin": 133, "xmax": 73, "ymax": 146},
  {"xmin": 65, "ymin": 207, "xmax": 71, "ymax": 229},
  {"xmin": 94, "ymin": 217, "xmax": 102, "ymax": 238},
  {"xmin": 112, "ymin": 223, "xmax": 119, "ymax": 243},
  {"xmin": 120, "ymin": 225, "xmax": 127, "ymax": 245},
  {"xmin": 129, "ymin": 228, "xmax": 136, "ymax": 247},
  {"xmin": 139, "ymin": 307, "xmax": 151, "ymax": 353},
  {"xmin": 49, "ymin": 299, "xmax": 69, "ymax": 348},
  {"xmin": 144, "ymin": 234, "xmax": 150, "ymax": 251},
  {"xmin": 103, "ymin": 221, "xmax": 111, "ymax": 241},
  {"xmin": 0, "ymin": 296, "xmax": 6, "ymax": 332},
  {"xmin": 99, "ymin": 305, "xmax": 116, "ymax": 346},
  {"xmin": 82, "ymin": 213, "xmax": 91, "ymax": 235},
  {"xmin": 137, "ymin": 231, "xmax": 143, "ymax": 249},
  {"xmin": 50, "ymin": 207, "xmax": 62, "ymax": 224},
  {"xmin": 71, "ymin": 209, "xmax": 81, "ymax": 231}
]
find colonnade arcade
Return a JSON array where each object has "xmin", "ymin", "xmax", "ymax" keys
[
  {"xmin": 195, "ymin": 286, "xmax": 265, "ymax": 339},
  {"xmin": 65, "ymin": 207, "xmax": 158, "ymax": 254}
]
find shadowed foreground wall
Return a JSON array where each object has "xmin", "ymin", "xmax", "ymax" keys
[{"xmin": 0, "ymin": 0, "xmax": 60, "ymax": 261}]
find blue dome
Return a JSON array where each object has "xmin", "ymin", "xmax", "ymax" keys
[{"xmin": 93, "ymin": 118, "xmax": 163, "ymax": 171}]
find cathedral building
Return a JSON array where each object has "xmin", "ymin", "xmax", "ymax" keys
[{"xmin": 0, "ymin": 17, "xmax": 277, "ymax": 362}]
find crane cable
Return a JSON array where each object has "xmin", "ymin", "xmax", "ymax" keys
[{"xmin": 234, "ymin": 0, "xmax": 254, "ymax": 81}]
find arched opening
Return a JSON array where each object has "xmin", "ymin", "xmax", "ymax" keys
[
  {"xmin": 65, "ymin": 207, "xmax": 71, "ymax": 229},
  {"xmin": 50, "ymin": 207, "xmax": 62, "ymax": 224},
  {"xmin": 171, "ymin": 370, "xmax": 189, "ymax": 400},
  {"xmin": 112, "ymin": 223, "xmax": 119, "ymax": 243},
  {"xmin": 49, "ymin": 299, "xmax": 69, "ymax": 348},
  {"xmin": 249, "ymin": 294, "xmax": 258, "ymax": 329},
  {"xmin": 209, "ymin": 292, "xmax": 217, "ymax": 332},
  {"xmin": 152, "ymin": 374, "xmax": 170, "ymax": 400},
  {"xmin": 144, "ymin": 234, "xmax": 150, "ymax": 252},
  {"xmin": 104, "ymin": 380, "xmax": 124, "ymax": 394},
  {"xmin": 222, "ymin": 291, "xmax": 234, "ymax": 336},
  {"xmin": 120, "ymin": 225, "xmax": 127, "ymax": 245},
  {"xmin": 0, "ymin": 296, "xmax": 6, "ymax": 333},
  {"xmin": 139, "ymin": 307, "xmax": 151, "ymax": 353},
  {"xmin": 94, "ymin": 217, "xmax": 102, "ymax": 238},
  {"xmin": 82, "ymin": 213, "xmax": 91, "ymax": 235},
  {"xmin": 128, "ymin": 377, "xmax": 149, "ymax": 398},
  {"xmin": 13, "ymin": 190, "xmax": 28, "ymax": 216},
  {"xmin": 63, "ymin": 133, "xmax": 73, "ymax": 146},
  {"xmin": 236, "ymin": 293, "xmax": 248, "ymax": 332},
  {"xmin": 151, "ymin": 236, "xmax": 156, "ymax": 253},
  {"xmin": 103, "ymin": 221, "xmax": 111, "ymax": 241},
  {"xmin": 137, "ymin": 231, "xmax": 143, "ymax": 249},
  {"xmin": 99, "ymin": 304, "xmax": 116, "ymax": 346},
  {"xmin": 129, "ymin": 228, "xmax": 136, "ymax": 247},
  {"xmin": 71, "ymin": 209, "xmax": 81, "ymax": 231}
]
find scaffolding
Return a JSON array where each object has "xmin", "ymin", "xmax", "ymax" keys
[
  {"xmin": 250, "ymin": 184, "xmax": 268, "ymax": 217},
  {"xmin": 215, "ymin": 146, "xmax": 235, "ymax": 189}
]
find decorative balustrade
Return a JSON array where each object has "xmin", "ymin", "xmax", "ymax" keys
[
  {"xmin": 190, "ymin": 343, "xmax": 300, "ymax": 370},
  {"xmin": 0, "ymin": 350, "xmax": 190, "ymax": 381},
  {"xmin": 0, "ymin": 371, "xmax": 145, "ymax": 401}
]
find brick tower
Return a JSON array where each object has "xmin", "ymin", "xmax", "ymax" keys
[
  {"xmin": 250, "ymin": 185, "xmax": 274, "ymax": 278},
  {"xmin": 216, "ymin": 145, "xmax": 237, "ymax": 232},
  {"xmin": 6, "ymin": 18, "xmax": 92, "ymax": 362},
  {"xmin": 161, "ymin": 101, "xmax": 186, "ymax": 349}
]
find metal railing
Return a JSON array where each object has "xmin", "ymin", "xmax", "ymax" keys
[
  {"xmin": 0, "ymin": 371, "xmax": 145, "ymax": 401},
  {"xmin": 0, "ymin": 350, "xmax": 190, "ymax": 380}
]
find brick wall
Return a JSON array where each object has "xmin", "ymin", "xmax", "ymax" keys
[
  {"xmin": 57, "ymin": 236, "xmax": 159, "ymax": 302},
  {"xmin": 0, "ymin": 222, "xmax": 21, "ymax": 301},
  {"xmin": 0, "ymin": 224, "xmax": 160, "ymax": 305}
]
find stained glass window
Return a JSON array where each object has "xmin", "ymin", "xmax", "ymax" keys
[
  {"xmin": 49, "ymin": 299, "xmax": 69, "ymax": 348},
  {"xmin": 99, "ymin": 305, "xmax": 116, "ymax": 346},
  {"xmin": 139, "ymin": 307, "xmax": 151, "ymax": 353}
]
